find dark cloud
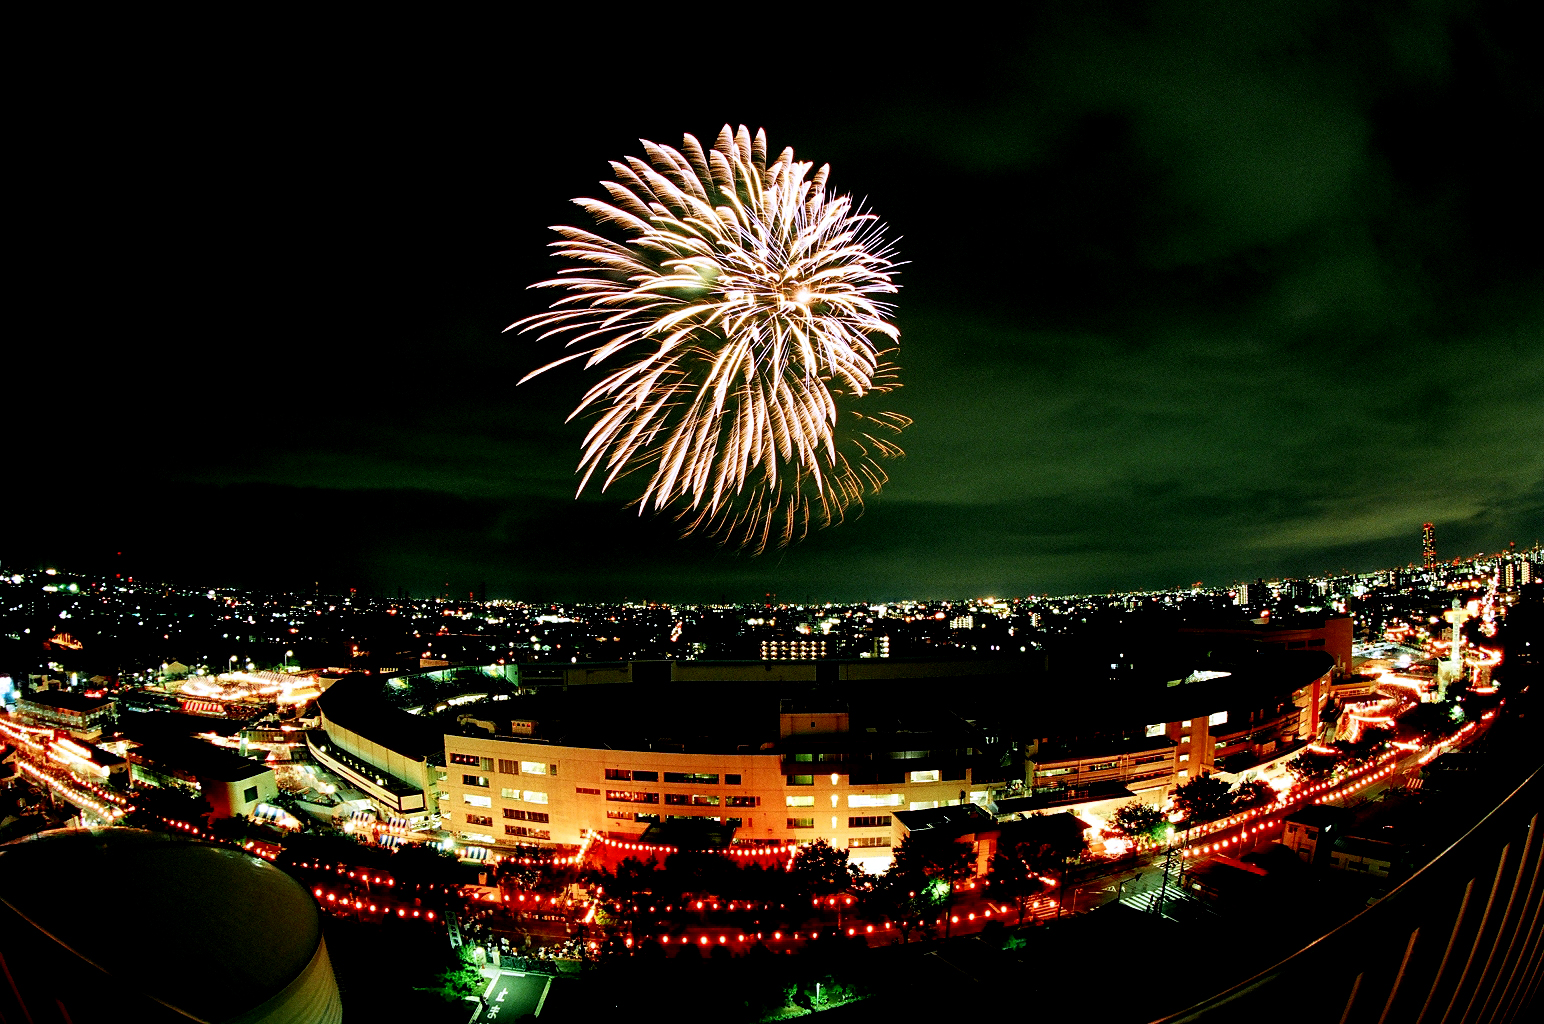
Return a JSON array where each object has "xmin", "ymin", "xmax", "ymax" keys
[{"xmin": 9, "ymin": 2, "xmax": 1541, "ymax": 598}]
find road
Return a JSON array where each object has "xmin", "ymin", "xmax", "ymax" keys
[{"xmin": 476, "ymin": 971, "xmax": 550, "ymax": 1022}]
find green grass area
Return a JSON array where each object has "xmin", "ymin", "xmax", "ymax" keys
[{"xmin": 321, "ymin": 914, "xmax": 476, "ymax": 1024}]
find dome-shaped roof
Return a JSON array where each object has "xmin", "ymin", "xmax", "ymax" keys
[{"xmin": 0, "ymin": 827, "xmax": 341, "ymax": 1022}]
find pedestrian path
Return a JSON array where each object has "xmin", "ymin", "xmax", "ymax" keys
[{"xmin": 1120, "ymin": 883, "xmax": 1215, "ymax": 920}]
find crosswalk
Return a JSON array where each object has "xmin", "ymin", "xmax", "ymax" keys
[{"xmin": 1120, "ymin": 883, "xmax": 1216, "ymax": 920}]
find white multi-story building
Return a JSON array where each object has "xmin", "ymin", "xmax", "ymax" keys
[{"xmin": 442, "ymin": 703, "xmax": 1017, "ymax": 872}]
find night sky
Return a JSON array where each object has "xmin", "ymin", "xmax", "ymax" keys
[{"xmin": 12, "ymin": 4, "xmax": 1541, "ymax": 602}]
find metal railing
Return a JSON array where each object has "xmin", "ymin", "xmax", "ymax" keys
[{"xmin": 1153, "ymin": 762, "xmax": 1544, "ymax": 1024}]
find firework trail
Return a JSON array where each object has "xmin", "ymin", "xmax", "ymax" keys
[{"xmin": 511, "ymin": 125, "xmax": 909, "ymax": 553}]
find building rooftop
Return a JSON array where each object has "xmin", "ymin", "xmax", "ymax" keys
[
  {"xmin": 1285, "ymin": 805, "xmax": 1350, "ymax": 830},
  {"xmin": 128, "ymin": 738, "xmax": 272, "ymax": 783},
  {"xmin": 18, "ymin": 690, "xmax": 113, "ymax": 713},
  {"xmin": 894, "ymin": 802, "xmax": 997, "ymax": 840},
  {"xmin": 0, "ymin": 828, "xmax": 333, "ymax": 1020},
  {"xmin": 316, "ymin": 674, "xmax": 444, "ymax": 758}
]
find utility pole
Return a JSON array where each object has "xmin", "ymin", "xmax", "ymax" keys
[{"xmin": 1153, "ymin": 841, "xmax": 1178, "ymax": 918}]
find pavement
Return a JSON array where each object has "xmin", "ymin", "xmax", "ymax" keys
[{"xmin": 476, "ymin": 970, "xmax": 550, "ymax": 1022}]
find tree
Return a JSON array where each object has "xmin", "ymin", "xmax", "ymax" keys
[
  {"xmin": 124, "ymin": 785, "xmax": 212, "ymax": 832},
  {"xmin": 885, "ymin": 835, "xmax": 973, "ymax": 937},
  {"xmin": 1337, "ymin": 732, "xmax": 1387, "ymax": 769},
  {"xmin": 1288, "ymin": 749, "xmax": 1338, "ymax": 785},
  {"xmin": 1233, "ymin": 779, "xmax": 1277, "ymax": 811},
  {"xmin": 1111, "ymin": 804, "xmax": 1171, "ymax": 847},
  {"xmin": 989, "ymin": 814, "xmax": 1089, "ymax": 923},
  {"xmin": 1171, "ymin": 774, "xmax": 1235, "ymax": 826},
  {"xmin": 790, "ymin": 838, "xmax": 850, "ymax": 895},
  {"xmin": 390, "ymin": 841, "xmax": 464, "ymax": 892},
  {"xmin": 986, "ymin": 837, "xmax": 1050, "ymax": 925}
]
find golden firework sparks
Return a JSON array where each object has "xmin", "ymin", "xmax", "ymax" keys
[{"xmin": 512, "ymin": 125, "xmax": 909, "ymax": 553}]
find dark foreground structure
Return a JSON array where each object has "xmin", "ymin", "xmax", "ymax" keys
[
  {"xmin": 0, "ymin": 828, "xmax": 343, "ymax": 1023},
  {"xmin": 1156, "ymin": 758, "xmax": 1544, "ymax": 1024}
]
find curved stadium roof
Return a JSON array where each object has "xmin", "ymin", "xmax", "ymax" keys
[{"xmin": 0, "ymin": 828, "xmax": 341, "ymax": 1023}]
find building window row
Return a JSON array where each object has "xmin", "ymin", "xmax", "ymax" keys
[
  {"xmin": 665, "ymin": 793, "xmax": 720, "ymax": 806},
  {"xmin": 606, "ymin": 768, "xmax": 656, "ymax": 782},
  {"xmin": 849, "ymin": 837, "xmax": 891, "ymax": 849},
  {"xmin": 503, "ymin": 808, "xmax": 550, "ymax": 823},
  {"xmin": 848, "ymin": 794, "xmax": 903, "ymax": 808},
  {"xmin": 466, "ymin": 813, "xmax": 493, "ymax": 826},
  {"xmin": 849, "ymin": 815, "xmax": 892, "ymax": 829},
  {"xmin": 606, "ymin": 790, "xmax": 660, "ymax": 804},
  {"xmin": 664, "ymin": 772, "xmax": 719, "ymax": 785},
  {"xmin": 505, "ymin": 825, "xmax": 551, "ymax": 839}
]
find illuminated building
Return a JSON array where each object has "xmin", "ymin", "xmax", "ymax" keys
[
  {"xmin": 46, "ymin": 734, "xmax": 128, "ymax": 788},
  {"xmin": 14, "ymin": 689, "xmax": 116, "ymax": 742},
  {"xmin": 1423, "ymin": 521, "xmax": 1436, "ymax": 567},
  {"xmin": 1023, "ymin": 653, "xmax": 1330, "ymax": 813},
  {"xmin": 310, "ymin": 675, "xmax": 442, "ymax": 826},
  {"xmin": 326, "ymin": 651, "xmax": 1330, "ymax": 867},
  {"xmin": 761, "ymin": 638, "xmax": 829, "ymax": 660},
  {"xmin": 440, "ymin": 692, "xmax": 1014, "ymax": 873},
  {"xmin": 125, "ymin": 738, "xmax": 279, "ymax": 818}
]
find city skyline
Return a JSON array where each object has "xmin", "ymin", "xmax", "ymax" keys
[
  {"xmin": 10, "ymin": 5, "xmax": 1539, "ymax": 603},
  {"xmin": 5, "ymin": 7, "xmax": 1542, "ymax": 1021}
]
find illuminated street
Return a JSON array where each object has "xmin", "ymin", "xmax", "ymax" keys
[{"xmin": 476, "ymin": 972, "xmax": 549, "ymax": 1023}]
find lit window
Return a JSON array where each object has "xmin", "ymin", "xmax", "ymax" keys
[
  {"xmin": 848, "ymin": 794, "xmax": 903, "ymax": 808},
  {"xmin": 786, "ymin": 795, "xmax": 815, "ymax": 808},
  {"xmin": 521, "ymin": 761, "xmax": 549, "ymax": 776},
  {"xmin": 523, "ymin": 790, "xmax": 549, "ymax": 805},
  {"xmin": 462, "ymin": 794, "xmax": 492, "ymax": 808},
  {"xmin": 909, "ymin": 770, "xmax": 941, "ymax": 784}
]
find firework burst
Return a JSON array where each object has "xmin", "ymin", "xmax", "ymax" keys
[{"xmin": 512, "ymin": 124, "xmax": 909, "ymax": 553}]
